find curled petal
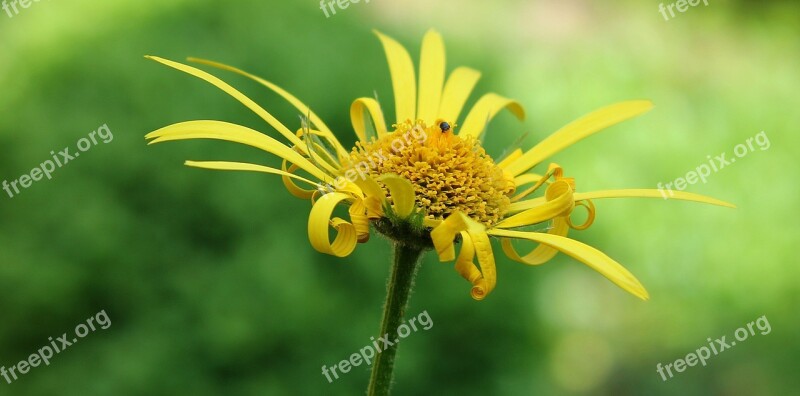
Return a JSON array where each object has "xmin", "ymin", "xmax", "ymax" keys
[
  {"xmin": 351, "ymin": 97, "xmax": 388, "ymax": 142},
  {"xmin": 500, "ymin": 217, "xmax": 569, "ymax": 265},
  {"xmin": 308, "ymin": 193, "xmax": 358, "ymax": 257},
  {"xmin": 352, "ymin": 175, "xmax": 387, "ymax": 219},
  {"xmin": 511, "ymin": 163, "xmax": 564, "ymax": 202},
  {"xmin": 454, "ymin": 232, "xmax": 491, "ymax": 300},
  {"xmin": 489, "ymin": 228, "xmax": 649, "ymax": 300},
  {"xmin": 431, "ymin": 212, "xmax": 497, "ymax": 300},
  {"xmin": 349, "ymin": 199, "xmax": 371, "ymax": 243},
  {"xmin": 281, "ymin": 160, "xmax": 318, "ymax": 199},
  {"xmin": 495, "ymin": 179, "xmax": 574, "ymax": 229},
  {"xmin": 566, "ymin": 200, "xmax": 596, "ymax": 230}
]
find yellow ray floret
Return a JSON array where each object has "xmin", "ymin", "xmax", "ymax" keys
[{"xmin": 146, "ymin": 30, "xmax": 735, "ymax": 304}]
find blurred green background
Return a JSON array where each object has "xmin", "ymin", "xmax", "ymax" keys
[{"xmin": 1, "ymin": 0, "xmax": 798, "ymax": 394}]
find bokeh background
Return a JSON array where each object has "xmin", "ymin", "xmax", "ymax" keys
[{"xmin": 1, "ymin": 0, "xmax": 798, "ymax": 394}]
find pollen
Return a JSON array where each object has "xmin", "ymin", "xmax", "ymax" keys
[{"xmin": 348, "ymin": 120, "xmax": 515, "ymax": 226}]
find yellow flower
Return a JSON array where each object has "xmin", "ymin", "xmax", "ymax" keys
[{"xmin": 146, "ymin": 29, "xmax": 733, "ymax": 302}]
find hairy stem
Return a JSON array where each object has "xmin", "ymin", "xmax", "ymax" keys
[{"xmin": 366, "ymin": 243, "xmax": 424, "ymax": 396}]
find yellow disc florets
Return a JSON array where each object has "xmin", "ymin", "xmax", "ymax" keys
[{"xmin": 347, "ymin": 119, "xmax": 515, "ymax": 226}]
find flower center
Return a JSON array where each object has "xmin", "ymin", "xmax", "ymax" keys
[{"xmin": 348, "ymin": 120, "xmax": 514, "ymax": 226}]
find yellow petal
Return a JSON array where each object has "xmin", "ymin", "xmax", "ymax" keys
[
  {"xmin": 431, "ymin": 212, "xmax": 497, "ymax": 300},
  {"xmin": 504, "ymin": 100, "xmax": 654, "ymax": 176},
  {"xmin": 469, "ymin": 229, "xmax": 497, "ymax": 300},
  {"xmin": 147, "ymin": 120, "xmax": 332, "ymax": 183},
  {"xmin": 308, "ymin": 192, "xmax": 358, "ymax": 257},
  {"xmin": 511, "ymin": 163, "xmax": 563, "ymax": 202},
  {"xmin": 508, "ymin": 188, "xmax": 734, "ymax": 213},
  {"xmin": 500, "ymin": 217, "xmax": 569, "ymax": 265},
  {"xmin": 377, "ymin": 174, "xmax": 416, "ymax": 218},
  {"xmin": 282, "ymin": 160, "xmax": 318, "ymax": 199},
  {"xmin": 145, "ymin": 56, "xmax": 306, "ymax": 154},
  {"xmin": 417, "ymin": 29, "xmax": 445, "ymax": 123},
  {"xmin": 295, "ymin": 128, "xmax": 342, "ymax": 176},
  {"xmin": 497, "ymin": 148, "xmax": 523, "ymax": 169},
  {"xmin": 349, "ymin": 199, "xmax": 371, "ymax": 243},
  {"xmin": 350, "ymin": 97, "xmax": 389, "ymax": 143},
  {"xmin": 488, "ymin": 228, "xmax": 649, "ymax": 300},
  {"xmin": 574, "ymin": 189, "xmax": 736, "ymax": 208},
  {"xmin": 453, "ymin": 231, "xmax": 483, "ymax": 290},
  {"xmin": 438, "ymin": 67, "xmax": 481, "ymax": 123},
  {"xmin": 513, "ymin": 173, "xmax": 547, "ymax": 187},
  {"xmin": 185, "ymin": 160, "xmax": 319, "ymax": 187},
  {"xmin": 187, "ymin": 57, "xmax": 349, "ymax": 159},
  {"xmin": 352, "ymin": 173, "xmax": 387, "ymax": 203},
  {"xmin": 495, "ymin": 180, "xmax": 574, "ymax": 229},
  {"xmin": 459, "ymin": 93, "xmax": 525, "ymax": 139},
  {"xmin": 374, "ymin": 30, "xmax": 416, "ymax": 123},
  {"xmin": 566, "ymin": 200, "xmax": 596, "ymax": 230}
]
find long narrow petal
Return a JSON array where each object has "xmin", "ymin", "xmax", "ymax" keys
[
  {"xmin": 417, "ymin": 29, "xmax": 445, "ymax": 123},
  {"xmin": 438, "ymin": 67, "xmax": 481, "ymax": 123},
  {"xmin": 497, "ymin": 148, "xmax": 523, "ymax": 169},
  {"xmin": 504, "ymin": 100, "xmax": 654, "ymax": 176},
  {"xmin": 459, "ymin": 93, "xmax": 525, "ymax": 139},
  {"xmin": 145, "ymin": 56, "xmax": 306, "ymax": 153},
  {"xmin": 350, "ymin": 97, "xmax": 388, "ymax": 143},
  {"xmin": 308, "ymin": 192, "xmax": 358, "ymax": 257},
  {"xmin": 488, "ymin": 228, "xmax": 649, "ymax": 300},
  {"xmin": 511, "ymin": 163, "xmax": 564, "ymax": 202},
  {"xmin": 378, "ymin": 174, "xmax": 416, "ymax": 218},
  {"xmin": 574, "ymin": 189, "xmax": 736, "ymax": 208},
  {"xmin": 374, "ymin": 31, "xmax": 416, "ymax": 123},
  {"xmin": 500, "ymin": 217, "xmax": 569, "ymax": 265},
  {"xmin": 507, "ymin": 188, "xmax": 735, "ymax": 213},
  {"xmin": 186, "ymin": 57, "xmax": 349, "ymax": 158},
  {"xmin": 146, "ymin": 120, "xmax": 331, "ymax": 182},
  {"xmin": 296, "ymin": 128, "xmax": 342, "ymax": 176},
  {"xmin": 185, "ymin": 160, "xmax": 319, "ymax": 187},
  {"xmin": 495, "ymin": 180, "xmax": 574, "ymax": 229}
]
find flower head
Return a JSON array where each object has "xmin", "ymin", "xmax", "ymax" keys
[{"xmin": 146, "ymin": 29, "xmax": 733, "ymax": 301}]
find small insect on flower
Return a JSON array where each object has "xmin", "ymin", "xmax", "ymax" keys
[{"xmin": 145, "ymin": 29, "xmax": 735, "ymax": 301}]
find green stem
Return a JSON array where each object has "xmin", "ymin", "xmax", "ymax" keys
[{"xmin": 367, "ymin": 243, "xmax": 424, "ymax": 396}]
